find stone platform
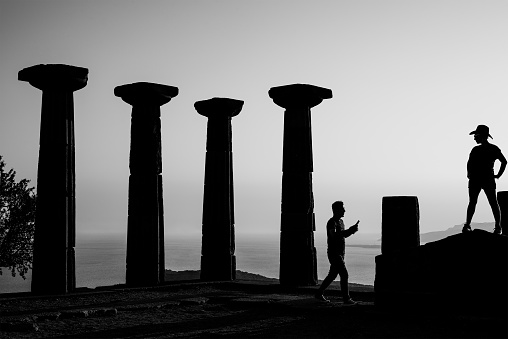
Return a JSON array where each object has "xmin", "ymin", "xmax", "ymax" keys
[{"xmin": 0, "ymin": 277, "xmax": 505, "ymax": 338}]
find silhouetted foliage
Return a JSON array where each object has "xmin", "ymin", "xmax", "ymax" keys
[{"xmin": 0, "ymin": 155, "xmax": 36, "ymax": 279}]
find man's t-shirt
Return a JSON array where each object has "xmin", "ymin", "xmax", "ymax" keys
[
  {"xmin": 467, "ymin": 143, "xmax": 502, "ymax": 180},
  {"xmin": 326, "ymin": 217, "xmax": 347, "ymax": 257}
]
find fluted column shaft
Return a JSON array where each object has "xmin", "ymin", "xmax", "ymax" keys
[
  {"xmin": 115, "ymin": 82, "xmax": 178, "ymax": 287},
  {"xmin": 195, "ymin": 98, "xmax": 243, "ymax": 281},
  {"xmin": 269, "ymin": 84, "xmax": 332, "ymax": 286},
  {"xmin": 18, "ymin": 64, "xmax": 88, "ymax": 294}
]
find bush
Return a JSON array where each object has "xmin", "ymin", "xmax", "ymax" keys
[{"xmin": 0, "ymin": 155, "xmax": 36, "ymax": 279}]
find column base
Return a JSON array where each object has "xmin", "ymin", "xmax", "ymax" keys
[
  {"xmin": 200, "ymin": 255, "xmax": 236, "ymax": 281},
  {"xmin": 279, "ymin": 231, "xmax": 317, "ymax": 286},
  {"xmin": 31, "ymin": 247, "xmax": 75, "ymax": 295}
]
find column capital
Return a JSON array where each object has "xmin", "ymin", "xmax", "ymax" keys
[
  {"xmin": 18, "ymin": 64, "xmax": 88, "ymax": 92},
  {"xmin": 194, "ymin": 97, "xmax": 244, "ymax": 118},
  {"xmin": 115, "ymin": 82, "xmax": 179, "ymax": 107},
  {"xmin": 269, "ymin": 83, "xmax": 332, "ymax": 109}
]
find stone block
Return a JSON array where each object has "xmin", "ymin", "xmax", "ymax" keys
[
  {"xmin": 200, "ymin": 254, "xmax": 236, "ymax": 281},
  {"xmin": 280, "ymin": 212, "xmax": 315, "ymax": 232},
  {"xmin": 281, "ymin": 172, "xmax": 313, "ymax": 212},
  {"xmin": 129, "ymin": 106, "xmax": 162, "ymax": 174},
  {"xmin": 279, "ymin": 231, "xmax": 317, "ymax": 286},
  {"xmin": 194, "ymin": 97, "xmax": 243, "ymax": 118},
  {"xmin": 114, "ymin": 82, "xmax": 178, "ymax": 107},
  {"xmin": 282, "ymin": 109, "xmax": 313, "ymax": 172},
  {"xmin": 18, "ymin": 64, "xmax": 88, "ymax": 91},
  {"xmin": 126, "ymin": 173, "xmax": 163, "ymax": 286},
  {"xmin": 269, "ymin": 83, "xmax": 332, "ymax": 109},
  {"xmin": 381, "ymin": 196, "xmax": 420, "ymax": 254}
]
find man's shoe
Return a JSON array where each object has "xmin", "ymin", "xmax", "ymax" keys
[
  {"xmin": 315, "ymin": 293, "xmax": 329, "ymax": 302},
  {"xmin": 462, "ymin": 224, "xmax": 472, "ymax": 233},
  {"xmin": 343, "ymin": 298, "xmax": 357, "ymax": 305},
  {"xmin": 493, "ymin": 227, "xmax": 502, "ymax": 235}
]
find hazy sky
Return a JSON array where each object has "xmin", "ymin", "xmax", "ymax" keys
[{"xmin": 1, "ymin": 0, "xmax": 507, "ymax": 238}]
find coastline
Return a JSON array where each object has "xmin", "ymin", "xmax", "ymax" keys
[
  {"xmin": 1, "ymin": 236, "xmax": 379, "ymax": 293},
  {"xmin": 0, "ymin": 268, "xmax": 374, "ymax": 297},
  {"xmin": 165, "ymin": 269, "xmax": 375, "ymax": 293}
]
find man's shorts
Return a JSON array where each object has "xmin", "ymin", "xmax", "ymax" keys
[{"xmin": 469, "ymin": 178, "xmax": 496, "ymax": 191}]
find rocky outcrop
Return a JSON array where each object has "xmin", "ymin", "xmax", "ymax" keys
[{"xmin": 375, "ymin": 229, "xmax": 507, "ymax": 315}]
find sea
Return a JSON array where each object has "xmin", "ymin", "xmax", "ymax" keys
[{"xmin": 0, "ymin": 233, "xmax": 381, "ymax": 294}]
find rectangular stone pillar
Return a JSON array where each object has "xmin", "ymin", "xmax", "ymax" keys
[{"xmin": 381, "ymin": 196, "xmax": 420, "ymax": 254}]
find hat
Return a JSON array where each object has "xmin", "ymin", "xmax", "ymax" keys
[{"xmin": 469, "ymin": 125, "xmax": 493, "ymax": 139}]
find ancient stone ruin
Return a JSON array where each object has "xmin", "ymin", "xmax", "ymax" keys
[
  {"xmin": 194, "ymin": 97, "xmax": 243, "ymax": 281},
  {"xmin": 375, "ymin": 195, "xmax": 508, "ymax": 315},
  {"xmin": 381, "ymin": 196, "xmax": 420, "ymax": 254},
  {"xmin": 18, "ymin": 64, "xmax": 88, "ymax": 294},
  {"xmin": 16, "ymin": 63, "xmax": 508, "ymax": 296},
  {"xmin": 115, "ymin": 82, "xmax": 179, "ymax": 287},
  {"xmin": 269, "ymin": 83, "xmax": 333, "ymax": 286}
]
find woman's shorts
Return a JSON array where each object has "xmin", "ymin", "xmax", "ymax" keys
[{"xmin": 469, "ymin": 178, "xmax": 496, "ymax": 191}]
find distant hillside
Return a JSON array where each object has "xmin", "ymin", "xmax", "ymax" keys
[
  {"xmin": 165, "ymin": 269, "xmax": 279, "ymax": 282},
  {"xmin": 420, "ymin": 222, "xmax": 495, "ymax": 243},
  {"xmin": 164, "ymin": 269, "xmax": 374, "ymax": 290}
]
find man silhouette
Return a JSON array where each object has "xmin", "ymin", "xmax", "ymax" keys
[
  {"xmin": 315, "ymin": 201, "xmax": 359, "ymax": 304},
  {"xmin": 463, "ymin": 125, "xmax": 507, "ymax": 234}
]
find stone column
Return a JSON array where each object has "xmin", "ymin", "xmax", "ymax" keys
[
  {"xmin": 497, "ymin": 191, "xmax": 508, "ymax": 235},
  {"xmin": 115, "ymin": 82, "xmax": 178, "ymax": 287},
  {"xmin": 194, "ymin": 98, "xmax": 243, "ymax": 281},
  {"xmin": 18, "ymin": 64, "xmax": 88, "ymax": 294},
  {"xmin": 268, "ymin": 84, "xmax": 332, "ymax": 286},
  {"xmin": 381, "ymin": 196, "xmax": 420, "ymax": 254}
]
